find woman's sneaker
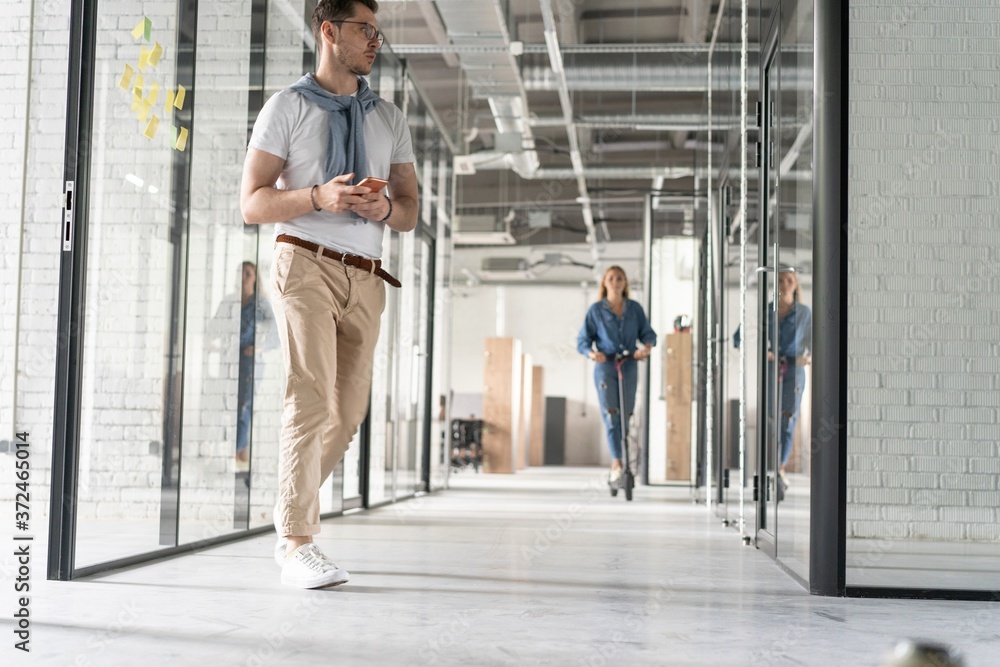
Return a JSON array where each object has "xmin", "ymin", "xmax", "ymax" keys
[
  {"xmin": 609, "ymin": 466, "xmax": 623, "ymax": 485},
  {"xmin": 280, "ymin": 543, "xmax": 350, "ymax": 589}
]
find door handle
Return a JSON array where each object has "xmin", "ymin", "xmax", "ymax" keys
[{"xmin": 63, "ymin": 180, "xmax": 75, "ymax": 252}]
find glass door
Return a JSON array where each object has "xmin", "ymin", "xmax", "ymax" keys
[
  {"xmin": 51, "ymin": 0, "xmax": 266, "ymax": 575},
  {"xmin": 774, "ymin": 0, "xmax": 815, "ymax": 580},
  {"xmin": 414, "ymin": 235, "xmax": 434, "ymax": 494},
  {"xmin": 712, "ymin": 180, "xmax": 740, "ymax": 526},
  {"xmin": 756, "ymin": 17, "xmax": 781, "ymax": 555}
]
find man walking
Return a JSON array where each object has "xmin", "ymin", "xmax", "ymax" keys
[{"xmin": 240, "ymin": 0, "xmax": 417, "ymax": 588}]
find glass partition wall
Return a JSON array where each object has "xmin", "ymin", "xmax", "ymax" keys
[
  {"xmin": 707, "ymin": 0, "xmax": 812, "ymax": 580},
  {"xmin": 50, "ymin": 0, "xmax": 451, "ymax": 579}
]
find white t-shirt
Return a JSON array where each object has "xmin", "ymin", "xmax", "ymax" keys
[{"xmin": 248, "ymin": 86, "xmax": 415, "ymax": 259}]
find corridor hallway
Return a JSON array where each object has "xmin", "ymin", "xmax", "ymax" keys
[{"xmin": 23, "ymin": 468, "xmax": 999, "ymax": 666}]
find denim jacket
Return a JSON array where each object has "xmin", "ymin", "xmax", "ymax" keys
[{"xmin": 577, "ymin": 299, "xmax": 657, "ymax": 358}]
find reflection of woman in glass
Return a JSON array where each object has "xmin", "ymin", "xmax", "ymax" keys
[
  {"xmin": 236, "ymin": 261, "xmax": 276, "ymax": 463},
  {"xmin": 577, "ymin": 266, "xmax": 657, "ymax": 483},
  {"xmin": 735, "ymin": 268, "xmax": 811, "ymax": 493}
]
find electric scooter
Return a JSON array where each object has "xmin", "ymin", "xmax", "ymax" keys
[{"xmin": 609, "ymin": 351, "xmax": 635, "ymax": 501}]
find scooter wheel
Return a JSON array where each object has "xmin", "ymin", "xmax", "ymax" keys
[
  {"xmin": 610, "ymin": 488, "xmax": 618, "ymax": 497},
  {"xmin": 624, "ymin": 474, "xmax": 634, "ymax": 501}
]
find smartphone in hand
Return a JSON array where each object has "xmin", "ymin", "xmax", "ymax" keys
[{"xmin": 357, "ymin": 177, "xmax": 388, "ymax": 192}]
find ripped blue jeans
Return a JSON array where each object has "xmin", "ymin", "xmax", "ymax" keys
[{"xmin": 594, "ymin": 359, "xmax": 638, "ymax": 461}]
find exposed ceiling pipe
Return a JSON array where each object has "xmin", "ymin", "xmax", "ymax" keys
[
  {"xmin": 538, "ymin": 0, "xmax": 599, "ymax": 262},
  {"xmin": 528, "ymin": 113, "xmax": 740, "ymax": 131},
  {"xmin": 674, "ymin": 0, "xmax": 712, "ymax": 149},
  {"xmin": 487, "ymin": 96, "xmax": 539, "ymax": 178},
  {"xmin": 520, "ymin": 55, "xmax": 811, "ymax": 92},
  {"xmin": 416, "ymin": 1, "xmax": 460, "ymax": 68},
  {"xmin": 535, "ymin": 166, "xmax": 812, "ymax": 181},
  {"xmin": 388, "ymin": 42, "xmax": 768, "ymax": 55},
  {"xmin": 428, "ymin": 0, "xmax": 544, "ymax": 176}
]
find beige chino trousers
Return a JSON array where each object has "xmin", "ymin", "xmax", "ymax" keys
[{"xmin": 271, "ymin": 241, "xmax": 386, "ymax": 537}]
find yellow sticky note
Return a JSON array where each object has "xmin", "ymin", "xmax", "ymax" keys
[
  {"xmin": 133, "ymin": 72, "xmax": 144, "ymax": 97},
  {"xmin": 138, "ymin": 99, "xmax": 151, "ymax": 123},
  {"xmin": 132, "ymin": 90, "xmax": 142, "ymax": 111},
  {"xmin": 165, "ymin": 89, "xmax": 174, "ymax": 111},
  {"xmin": 138, "ymin": 47, "xmax": 150, "ymax": 71},
  {"xmin": 148, "ymin": 42, "xmax": 163, "ymax": 67},
  {"xmin": 118, "ymin": 64, "xmax": 134, "ymax": 91},
  {"xmin": 131, "ymin": 17, "xmax": 151, "ymax": 42},
  {"xmin": 144, "ymin": 114, "xmax": 160, "ymax": 139},
  {"xmin": 176, "ymin": 127, "xmax": 189, "ymax": 152},
  {"xmin": 173, "ymin": 85, "xmax": 186, "ymax": 110},
  {"xmin": 147, "ymin": 81, "xmax": 160, "ymax": 106}
]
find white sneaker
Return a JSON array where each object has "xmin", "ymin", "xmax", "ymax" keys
[
  {"xmin": 281, "ymin": 543, "xmax": 350, "ymax": 589},
  {"xmin": 609, "ymin": 466, "xmax": 623, "ymax": 484},
  {"xmin": 274, "ymin": 538, "xmax": 287, "ymax": 567}
]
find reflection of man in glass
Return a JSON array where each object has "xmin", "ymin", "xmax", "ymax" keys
[
  {"xmin": 734, "ymin": 268, "xmax": 812, "ymax": 496},
  {"xmin": 236, "ymin": 261, "xmax": 276, "ymax": 464}
]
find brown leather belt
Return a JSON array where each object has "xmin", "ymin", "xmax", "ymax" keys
[{"xmin": 276, "ymin": 234, "xmax": 401, "ymax": 288}]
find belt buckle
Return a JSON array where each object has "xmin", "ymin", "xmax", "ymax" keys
[{"xmin": 341, "ymin": 252, "xmax": 375, "ymax": 274}]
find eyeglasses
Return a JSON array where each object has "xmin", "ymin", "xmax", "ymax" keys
[{"xmin": 332, "ymin": 20, "xmax": 384, "ymax": 48}]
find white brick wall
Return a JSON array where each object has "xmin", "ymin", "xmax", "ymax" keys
[
  {"xmin": 0, "ymin": 0, "xmax": 31, "ymax": 445},
  {"xmin": 0, "ymin": 0, "xmax": 71, "ymax": 522},
  {"xmin": 848, "ymin": 0, "xmax": 1000, "ymax": 542}
]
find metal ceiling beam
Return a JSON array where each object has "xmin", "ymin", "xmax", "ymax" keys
[
  {"xmin": 538, "ymin": 0, "xmax": 599, "ymax": 262},
  {"xmin": 674, "ymin": 0, "xmax": 712, "ymax": 149},
  {"xmin": 520, "ymin": 55, "xmax": 812, "ymax": 92},
  {"xmin": 528, "ymin": 113, "xmax": 740, "ymax": 131},
  {"xmin": 413, "ymin": 1, "xmax": 460, "ymax": 68},
  {"xmin": 389, "ymin": 42, "xmax": 769, "ymax": 55}
]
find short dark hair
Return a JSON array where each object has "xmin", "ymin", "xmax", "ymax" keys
[{"xmin": 312, "ymin": 0, "xmax": 379, "ymax": 45}]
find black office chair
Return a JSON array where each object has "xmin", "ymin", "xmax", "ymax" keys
[{"xmin": 450, "ymin": 418, "xmax": 483, "ymax": 473}]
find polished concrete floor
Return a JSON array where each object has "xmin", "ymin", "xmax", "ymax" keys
[{"xmin": 11, "ymin": 467, "xmax": 1000, "ymax": 666}]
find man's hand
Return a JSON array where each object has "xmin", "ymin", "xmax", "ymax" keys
[
  {"xmin": 634, "ymin": 346, "xmax": 651, "ymax": 361},
  {"xmin": 313, "ymin": 173, "xmax": 382, "ymax": 214},
  {"xmin": 589, "ymin": 351, "xmax": 607, "ymax": 363},
  {"xmin": 352, "ymin": 191, "xmax": 391, "ymax": 221}
]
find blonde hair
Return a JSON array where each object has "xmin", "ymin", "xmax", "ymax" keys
[
  {"xmin": 597, "ymin": 265, "xmax": 629, "ymax": 301},
  {"xmin": 779, "ymin": 269, "xmax": 800, "ymax": 303}
]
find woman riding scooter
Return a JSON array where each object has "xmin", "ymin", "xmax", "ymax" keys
[{"xmin": 577, "ymin": 266, "xmax": 657, "ymax": 487}]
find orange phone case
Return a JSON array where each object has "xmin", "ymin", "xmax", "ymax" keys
[{"xmin": 357, "ymin": 177, "xmax": 388, "ymax": 192}]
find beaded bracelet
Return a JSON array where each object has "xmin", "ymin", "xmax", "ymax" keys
[{"xmin": 378, "ymin": 195, "xmax": 392, "ymax": 222}]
